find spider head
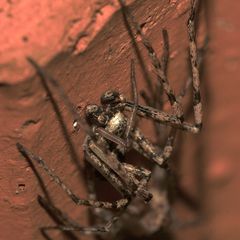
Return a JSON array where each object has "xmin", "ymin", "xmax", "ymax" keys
[
  {"xmin": 85, "ymin": 104, "xmax": 109, "ymax": 127},
  {"xmin": 100, "ymin": 90, "xmax": 125, "ymax": 105}
]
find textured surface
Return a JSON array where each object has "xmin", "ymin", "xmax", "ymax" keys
[
  {"xmin": 0, "ymin": 0, "xmax": 126, "ymax": 84},
  {"xmin": 3, "ymin": 0, "xmax": 240, "ymax": 240},
  {"xmin": 0, "ymin": 0, "xmax": 211, "ymax": 239}
]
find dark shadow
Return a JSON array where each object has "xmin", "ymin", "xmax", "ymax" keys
[
  {"xmin": 28, "ymin": 58, "xmax": 85, "ymax": 181},
  {"xmin": 16, "ymin": 144, "xmax": 79, "ymax": 240},
  {"xmin": 118, "ymin": 0, "xmax": 155, "ymax": 97}
]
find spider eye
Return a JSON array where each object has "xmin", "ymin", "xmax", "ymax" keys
[{"xmin": 101, "ymin": 90, "xmax": 119, "ymax": 104}]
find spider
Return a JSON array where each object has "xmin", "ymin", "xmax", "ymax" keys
[
  {"xmin": 16, "ymin": 0, "xmax": 202, "ymax": 237},
  {"xmin": 16, "ymin": 57, "xmax": 174, "ymax": 235}
]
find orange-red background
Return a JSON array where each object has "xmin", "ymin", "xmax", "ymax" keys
[{"xmin": 0, "ymin": 0, "xmax": 239, "ymax": 239}]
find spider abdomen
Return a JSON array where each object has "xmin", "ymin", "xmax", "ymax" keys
[{"xmin": 105, "ymin": 111, "xmax": 127, "ymax": 137}]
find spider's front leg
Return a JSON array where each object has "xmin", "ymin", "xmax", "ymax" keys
[
  {"xmin": 131, "ymin": 128, "xmax": 176, "ymax": 168},
  {"xmin": 86, "ymin": 138, "xmax": 153, "ymax": 202},
  {"xmin": 118, "ymin": 0, "xmax": 184, "ymax": 122},
  {"xmin": 119, "ymin": 0, "xmax": 202, "ymax": 134},
  {"xmin": 124, "ymin": 102, "xmax": 200, "ymax": 133}
]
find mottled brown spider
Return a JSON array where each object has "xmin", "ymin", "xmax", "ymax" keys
[
  {"xmin": 16, "ymin": 0, "xmax": 203, "ymax": 237},
  {"xmin": 16, "ymin": 57, "xmax": 174, "ymax": 235}
]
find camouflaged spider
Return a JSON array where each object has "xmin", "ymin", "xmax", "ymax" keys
[
  {"xmin": 17, "ymin": 0, "xmax": 202, "ymax": 236},
  {"xmin": 16, "ymin": 58, "xmax": 174, "ymax": 235}
]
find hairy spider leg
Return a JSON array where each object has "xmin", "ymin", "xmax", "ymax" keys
[
  {"xmin": 123, "ymin": 59, "xmax": 139, "ymax": 149},
  {"xmin": 122, "ymin": 0, "xmax": 202, "ymax": 133},
  {"xmin": 38, "ymin": 195, "xmax": 121, "ymax": 236},
  {"xmin": 131, "ymin": 128, "xmax": 176, "ymax": 168},
  {"xmin": 17, "ymin": 143, "xmax": 130, "ymax": 210},
  {"xmin": 17, "ymin": 141, "xmax": 153, "ymax": 236},
  {"xmin": 118, "ymin": 0, "xmax": 184, "ymax": 122},
  {"xmin": 187, "ymin": 0, "xmax": 202, "ymax": 129}
]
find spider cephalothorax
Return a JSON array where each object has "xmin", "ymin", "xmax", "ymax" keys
[
  {"xmin": 86, "ymin": 92, "xmax": 129, "ymax": 138},
  {"xmin": 101, "ymin": 90, "xmax": 125, "ymax": 105}
]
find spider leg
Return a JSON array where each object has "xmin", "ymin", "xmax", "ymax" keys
[
  {"xmin": 124, "ymin": 24, "xmax": 203, "ymax": 133},
  {"xmin": 153, "ymin": 29, "xmax": 169, "ymax": 111},
  {"xmin": 140, "ymin": 32, "xmax": 203, "ymax": 114},
  {"xmin": 124, "ymin": 102, "xmax": 200, "ymax": 133},
  {"xmin": 87, "ymin": 139, "xmax": 153, "ymax": 202},
  {"xmin": 118, "ymin": 0, "xmax": 184, "ymax": 122},
  {"xmin": 103, "ymin": 59, "xmax": 139, "ymax": 151},
  {"xmin": 85, "ymin": 164, "xmax": 151, "ymax": 219},
  {"xmin": 153, "ymin": 29, "xmax": 170, "ymax": 144},
  {"xmin": 27, "ymin": 57, "xmax": 127, "ymax": 149},
  {"xmin": 122, "ymin": 163, "xmax": 152, "ymax": 199},
  {"xmin": 38, "ymin": 195, "xmax": 120, "ymax": 236},
  {"xmin": 122, "ymin": 163, "xmax": 151, "ymax": 181},
  {"xmin": 187, "ymin": 0, "xmax": 202, "ymax": 129},
  {"xmin": 86, "ymin": 162, "xmax": 152, "ymax": 224},
  {"xmin": 84, "ymin": 136, "xmax": 152, "ymax": 205},
  {"xmin": 140, "ymin": 29, "xmax": 168, "ymax": 109},
  {"xmin": 124, "ymin": 59, "xmax": 138, "ymax": 149},
  {"xmin": 119, "ymin": 0, "xmax": 203, "ymax": 134},
  {"xmin": 131, "ymin": 128, "xmax": 176, "ymax": 167},
  {"xmin": 41, "ymin": 222, "xmax": 116, "ymax": 235},
  {"xmin": 17, "ymin": 142, "xmax": 130, "ymax": 210},
  {"xmin": 27, "ymin": 57, "xmax": 89, "ymax": 134},
  {"xmin": 84, "ymin": 161, "xmax": 111, "ymax": 225},
  {"xmin": 175, "ymin": 30, "xmax": 207, "ymax": 105},
  {"xmin": 84, "ymin": 141, "xmax": 131, "ymax": 197},
  {"xmin": 145, "ymin": 17, "xmax": 207, "ymax": 109}
]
